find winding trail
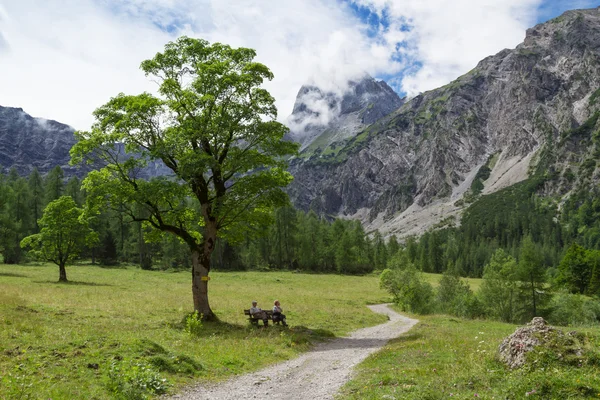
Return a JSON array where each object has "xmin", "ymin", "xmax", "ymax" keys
[{"xmin": 171, "ymin": 304, "xmax": 418, "ymax": 400}]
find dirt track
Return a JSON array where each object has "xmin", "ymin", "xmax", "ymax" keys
[{"xmin": 170, "ymin": 304, "xmax": 418, "ymax": 400}]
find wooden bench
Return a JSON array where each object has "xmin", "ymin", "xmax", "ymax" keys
[{"xmin": 244, "ymin": 309, "xmax": 281, "ymax": 326}]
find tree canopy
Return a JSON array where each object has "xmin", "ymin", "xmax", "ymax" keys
[
  {"xmin": 71, "ymin": 37, "xmax": 298, "ymax": 319},
  {"xmin": 20, "ymin": 196, "xmax": 96, "ymax": 282}
]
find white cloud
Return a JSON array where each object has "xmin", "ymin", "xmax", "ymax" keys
[
  {"xmin": 0, "ymin": 0, "xmax": 408, "ymax": 130},
  {"xmin": 0, "ymin": 0, "xmax": 550, "ymax": 130},
  {"xmin": 351, "ymin": 0, "xmax": 543, "ymax": 96}
]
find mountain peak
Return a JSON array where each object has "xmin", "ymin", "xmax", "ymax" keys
[{"xmin": 286, "ymin": 74, "xmax": 403, "ymax": 151}]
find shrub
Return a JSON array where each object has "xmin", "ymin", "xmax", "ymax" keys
[
  {"xmin": 184, "ymin": 311, "xmax": 203, "ymax": 336},
  {"xmin": 479, "ymin": 249, "xmax": 520, "ymax": 322},
  {"xmin": 547, "ymin": 291, "xmax": 600, "ymax": 326},
  {"xmin": 437, "ymin": 271, "xmax": 483, "ymax": 318},
  {"xmin": 106, "ymin": 360, "xmax": 170, "ymax": 400},
  {"xmin": 380, "ymin": 267, "xmax": 435, "ymax": 314}
]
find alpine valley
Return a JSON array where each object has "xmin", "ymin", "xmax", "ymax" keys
[{"xmin": 2, "ymin": 7, "xmax": 600, "ymax": 243}]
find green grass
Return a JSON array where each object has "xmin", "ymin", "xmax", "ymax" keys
[
  {"xmin": 339, "ymin": 312, "xmax": 600, "ymax": 399},
  {"xmin": 0, "ymin": 263, "xmax": 388, "ymax": 399},
  {"xmin": 422, "ymin": 272, "xmax": 483, "ymax": 292}
]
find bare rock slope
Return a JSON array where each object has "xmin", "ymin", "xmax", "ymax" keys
[{"xmin": 288, "ymin": 7, "xmax": 600, "ymax": 237}]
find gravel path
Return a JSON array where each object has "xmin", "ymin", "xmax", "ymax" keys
[{"xmin": 171, "ymin": 304, "xmax": 418, "ymax": 400}]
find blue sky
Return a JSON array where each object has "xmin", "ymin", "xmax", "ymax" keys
[
  {"xmin": 536, "ymin": 0, "xmax": 600, "ymax": 23},
  {"xmin": 0, "ymin": 0, "xmax": 598, "ymax": 129}
]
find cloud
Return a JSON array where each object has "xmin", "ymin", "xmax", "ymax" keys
[
  {"xmin": 0, "ymin": 0, "xmax": 560, "ymax": 131},
  {"xmin": 0, "ymin": 0, "xmax": 172, "ymax": 130},
  {"xmin": 350, "ymin": 0, "xmax": 543, "ymax": 96},
  {"xmin": 0, "ymin": 0, "xmax": 409, "ymax": 130}
]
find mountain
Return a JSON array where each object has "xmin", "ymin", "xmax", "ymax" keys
[
  {"xmin": 0, "ymin": 106, "xmax": 171, "ymax": 178},
  {"xmin": 0, "ymin": 106, "xmax": 80, "ymax": 176},
  {"xmin": 286, "ymin": 75, "xmax": 404, "ymax": 152},
  {"xmin": 287, "ymin": 7, "xmax": 600, "ymax": 238}
]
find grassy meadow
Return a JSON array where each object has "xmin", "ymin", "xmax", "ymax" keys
[
  {"xmin": 2, "ymin": 263, "xmax": 599, "ymax": 399},
  {"xmin": 0, "ymin": 263, "xmax": 388, "ymax": 399},
  {"xmin": 340, "ymin": 312, "xmax": 600, "ymax": 399}
]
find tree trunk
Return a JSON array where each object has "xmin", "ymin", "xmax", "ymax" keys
[
  {"xmin": 192, "ymin": 249, "xmax": 214, "ymax": 320},
  {"xmin": 531, "ymin": 275, "xmax": 537, "ymax": 317},
  {"xmin": 58, "ymin": 263, "xmax": 68, "ymax": 282}
]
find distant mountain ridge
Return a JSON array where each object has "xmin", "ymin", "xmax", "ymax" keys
[
  {"xmin": 0, "ymin": 106, "xmax": 79, "ymax": 176},
  {"xmin": 0, "ymin": 105, "xmax": 172, "ymax": 178},
  {"xmin": 3, "ymin": 7, "xmax": 600, "ymax": 242},
  {"xmin": 286, "ymin": 7, "xmax": 600, "ymax": 238}
]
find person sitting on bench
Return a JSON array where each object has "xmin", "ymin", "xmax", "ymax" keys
[
  {"xmin": 272, "ymin": 300, "xmax": 287, "ymax": 326},
  {"xmin": 250, "ymin": 301, "xmax": 268, "ymax": 326}
]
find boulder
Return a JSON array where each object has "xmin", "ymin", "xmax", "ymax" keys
[{"xmin": 497, "ymin": 317, "xmax": 582, "ymax": 369}]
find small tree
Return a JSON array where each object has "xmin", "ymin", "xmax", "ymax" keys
[
  {"xmin": 21, "ymin": 196, "xmax": 97, "ymax": 282},
  {"xmin": 556, "ymin": 243, "xmax": 591, "ymax": 294},
  {"xmin": 437, "ymin": 270, "xmax": 476, "ymax": 318},
  {"xmin": 380, "ymin": 267, "xmax": 435, "ymax": 314},
  {"xmin": 517, "ymin": 235, "xmax": 546, "ymax": 318},
  {"xmin": 479, "ymin": 249, "xmax": 519, "ymax": 322}
]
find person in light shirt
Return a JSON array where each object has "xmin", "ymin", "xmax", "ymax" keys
[{"xmin": 250, "ymin": 300, "xmax": 269, "ymax": 326}]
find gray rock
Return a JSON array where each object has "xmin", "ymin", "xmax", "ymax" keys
[
  {"xmin": 497, "ymin": 317, "xmax": 582, "ymax": 369},
  {"xmin": 0, "ymin": 106, "xmax": 79, "ymax": 176},
  {"xmin": 286, "ymin": 74, "xmax": 404, "ymax": 151},
  {"xmin": 0, "ymin": 105, "xmax": 171, "ymax": 178},
  {"xmin": 287, "ymin": 7, "xmax": 600, "ymax": 235}
]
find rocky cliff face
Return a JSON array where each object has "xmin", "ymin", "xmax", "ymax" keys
[
  {"xmin": 0, "ymin": 106, "xmax": 80, "ymax": 175},
  {"xmin": 286, "ymin": 75, "xmax": 404, "ymax": 152},
  {"xmin": 0, "ymin": 106, "xmax": 171, "ymax": 178},
  {"xmin": 287, "ymin": 7, "xmax": 600, "ymax": 238}
]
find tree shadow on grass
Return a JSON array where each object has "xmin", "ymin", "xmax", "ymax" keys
[
  {"xmin": 32, "ymin": 280, "xmax": 113, "ymax": 287},
  {"xmin": 0, "ymin": 272, "xmax": 29, "ymax": 278},
  {"xmin": 388, "ymin": 332, "xmax": 423, "ymax": 344}
]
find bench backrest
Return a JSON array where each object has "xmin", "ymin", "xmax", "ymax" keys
[{"xmin": 243, "ymin": 309, "xmax": 273, "ymax": 316}]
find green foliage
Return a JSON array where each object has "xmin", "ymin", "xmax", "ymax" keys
[
  {"xmin": 380, "ymin": 267, "xmax": 435, "ymax": 314},
  {"xmin": 479, "ymin": 249, "xmax": 520, "ymax": 322},
  {"xmin": 436, "ymin": 271, "xmax": 482, "ymax": 318},
  {"xmin": 562, "ymin": 188, "xmax": 600, "ymax": 249},
  {"xmin": 590, "ymin": 87, "xmax": 600, "ymax": 106},
  {"xmin": 106, "ymin": 360, "xmax": 170, "ymax": 399},
  {"xmin": 518, "ymin": 235, "xmax": 547, "ymax": 319},
  {"xmin": 409, "ymin": 178, "xmax": 562, "ymax": 279},
  {"xmin": 43, "ymin": 166, "xmax": 64, "ymax": 205},
  {"xmin": 20, "ymin": 196, "xmax": 97, "ymax": 281},
  {"xmin": 469, "ymin": 156, "xmax": 493, "ymax": 196},
  {"xmin": 229, "ymin": 208, "xmax": 377, "ymax": 274},
  {"xmin": 557, "ymin": 243, "xmax": 593, "ymax": 294},
  {"xmin": 340, "ymin": 314, "xmax": 600, "ymax": 400},
  {"xmin": 561, "ymin": 111, "xmax": 600, "ymax": 140},
  {"xmin": 70, "ymin": 36, "xmax": 298, "ymax": 316},
  {"xmin": 548, "ymin": 291, "xmax": 600, "ymax": 326},
  {"xmin": 184, "ymin": 311, "xmax": 203, "ymax": 336}
]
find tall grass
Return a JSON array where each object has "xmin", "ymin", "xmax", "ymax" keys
[{"xmin": 0, "ymin": 263, "xmax": 388, "ymax": 399}]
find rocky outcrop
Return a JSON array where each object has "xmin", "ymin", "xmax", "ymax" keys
[
  {"xmin": 0, "ymin": 106, "xmax": 80, "ymax": 176},
  {"xmin": 0, "ymin": 106, "xmax": 171, "ymax": 178},
  {"xmin": 286, "ymin": 75, "xmax": 404, "ymax": 152},
  {"xmin": 287, "ymin": 7, "xmax": 600, "ymax": 237},
  {"xmin": 498, "ymin": 317, "xmax": 583, "ymax": 369}
]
